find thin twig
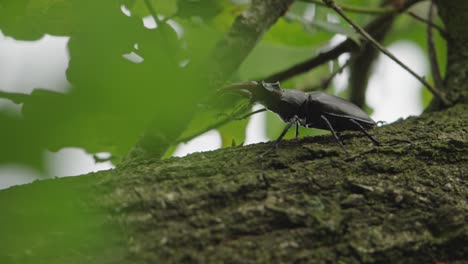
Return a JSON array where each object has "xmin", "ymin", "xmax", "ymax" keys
[
  {"xmin": 406, "ymin": 11, "xmax": 447, "ymax": 38},
  {"xmin": 322, "ymin": 0, "xmax": 449, "ymax": 106},
  {"xmin": 303, "ymin": 59, "xmax": 351, "ymax": 92},
  {"xmin": 301, "ymin": 0, "xmax": 395, "ymax": 15},
  {"xmin": 427, "ymin": 1, "xmax": 444, "ymax": 92},
  {"xmin": 263, "ymin": 4, "xmax": 406, "ymax": 82}
]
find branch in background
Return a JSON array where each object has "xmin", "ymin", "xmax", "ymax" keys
[
  {"xmin": 427, "ymin": 1, "xmax": 445, "ymax": 92},
  {"xmin": 264, "ymin": 9, "xmax": 401, "ymax": 83},
  {"xmin": 322, "ymin": 0, "xmax": 450, "ymax": 106},
  {"xmin": 406, "ymin": 11, "xmax": 447, "ymax": 38},
  {"xmin": 349, "ymin": 0, "xmax": 396, "ymax": 107},
  {"xmin": 303, "ymin": 59, "xmax": 350, "ymax": 92},
  {"xmin": 211, "ymin": 0, "xmax": 295, "ymax": 84},
  {"xmin": 300, "ymin": 0, "xmax": 396, "ymax": 15},
  {"xmin": 264, "ymin": 41, "xmax": 353, "ymax": 82}
]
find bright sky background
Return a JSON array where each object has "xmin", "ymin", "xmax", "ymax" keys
[{"xmin": 0, "ymin": 29, "xmax": 427, "ymax": 190}]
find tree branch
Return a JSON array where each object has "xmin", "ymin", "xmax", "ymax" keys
[
  {"xmin": 427, "ymin": 1, "xmax": 445, "ymax": 92},
  {"xmin": 263, "ymin": 10, "xmax": 400, "ymax": 82},
  {"xmin": 210, "ymin": 0, "xmax": 295, "ymax": 84},
  {"xmin": 300, "ymin": 0, "xmax": 396, "ymax": 15},
  {"xmin": 322, "ymin": 0, "xmax": 450, "ymax": 106},
  {"xmin": 264, "ymin": 40, "xmax": 353, "ymax": 82}
]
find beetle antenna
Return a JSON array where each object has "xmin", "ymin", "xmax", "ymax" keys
[{"xmin": 295, "ymin": 123, "xmax": 299, "ymax": 139}]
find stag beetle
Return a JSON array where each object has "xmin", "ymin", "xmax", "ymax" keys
[{"xmin": 223, "ymin": 81, "xmax": 380, "ymax": 152}]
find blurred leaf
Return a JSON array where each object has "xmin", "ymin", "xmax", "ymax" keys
[
  {"xmin": 177, "ymin": 0, "xmax": 226, "ymax": 21},
  {"xmin": 128, "ymin": 0, "xmax": 178, "ymax": 18},
  {"xmin": 307, "ymin": 19, "xmax": 361, "ymax": 44},
  {"xmin": 284, "ymin": 14, "xmax": 361, "ymax": 45},
  {"xmin": 0, "ymin": 0, "xmax": 73, "ymax": 39},
  {"xmin": 265, "ymin": 111, "xmax": 286, "ymax": 140},
  {"xmin": 0, "ymin": 112, "xmax": 44, "ymax": 170},
  {"xmin": 211, "ymin": 3, "xmax": 246, "ymax": 33},
  {"xmin": 263, "ymin": 18, "xmax": 330, "ymax": 46},
  {"xmin": 218, "ymin": 116, "xmax": 248, "ymax": 147},
  {"xmin": 0, "ymin": 177, "xmax": 123, "ymax": 263},
  {"xmin": 421, "ymin": 86, "xmax": 433, "ymax": 108},
  {"xmin": 0, "ymin": 0, "xmax": 222, "ymax": 169}
]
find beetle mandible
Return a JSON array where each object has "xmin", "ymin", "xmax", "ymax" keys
[{"xmin": 223, "ymin": 81, "xmax": 380, "ymax": 152}]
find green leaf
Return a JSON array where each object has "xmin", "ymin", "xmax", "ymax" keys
[
  {"xmin": 285, "ymin": 13, "xmax": 361, "ymax": 45},
  {"xmin": 176, "ymin": 0, "xmax": 226, "ymax": 21},
  {"xmin": 0, "ymin": 0, "xmax": 73, "ymax": 39},
  {"xmin": 128, "ymin": 0, "xmax": 178, "ymax": 18},
  {"xmin": 0, "ymin": 112, "xmax": 44, "ymax": 170},
  {"xmin": 218, "ymin": 117, "xmax": 248, "ymax": 147},
  {"xmin": 263, "ymin": 18, "xmax": 330, "ymax": 46}
]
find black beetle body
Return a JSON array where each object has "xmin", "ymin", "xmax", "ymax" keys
[{"xmin": 223, "ymin": 81, "xmax": 380, "ymax": 151}]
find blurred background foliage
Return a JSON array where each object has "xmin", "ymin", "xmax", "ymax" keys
[{"xmin": 0, "ymin": 0, "xmax": 445, "ymax": 172}]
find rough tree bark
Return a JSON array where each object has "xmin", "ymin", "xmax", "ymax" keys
[{"xmin": 0, "ymin": 1, "xmax": 467, "ymax": 264}]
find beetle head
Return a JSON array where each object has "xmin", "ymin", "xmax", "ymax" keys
[
  {"xmin": 254, "ymin": 81, "xmax": 283, "ymax": 105},
  {"xmin": 219, "ymin": 81, "xmax": 283, "ymax": 105}
]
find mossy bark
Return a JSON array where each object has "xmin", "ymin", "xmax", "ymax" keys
[
  {"xmin": 1, "ymin": 103, "xmax": 467, "ymax": 264},
  {"xmin": 105, "ymin": 102, "xmax": 468, "ymax": 263}
]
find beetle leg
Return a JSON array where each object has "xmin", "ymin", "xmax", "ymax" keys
[
  {"xmin": 275, "ymin": 116, "xmax": 299, "ymax": 147},
  {"xmin": 320, "ymin": 115, "xmax": 349, "ymax": 154},
  {"xmin": 349, "ymin": 119, "xmax": 381, "ymax": 146},
  {"xmin": 295, "ymin": 123, "xmax": 299, "ymax": 139}
]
